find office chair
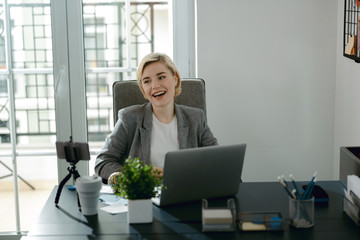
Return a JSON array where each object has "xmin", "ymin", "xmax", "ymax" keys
[{"xmin": 112, "ymin": 78, "xmax": 206, "ymax": 124}]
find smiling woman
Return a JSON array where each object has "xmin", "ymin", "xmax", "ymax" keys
[
  {"xmin": 95, "ymin": 53, "xmax": 218, "ymax": 183},
  {"xmin": 137, "ymin": 53, "xmax": 181, "ymax": 123}
]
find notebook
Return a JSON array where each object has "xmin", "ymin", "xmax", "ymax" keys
[{"xmin": 152, "ymin": 143, "xmax": 246, "ymax": 206}]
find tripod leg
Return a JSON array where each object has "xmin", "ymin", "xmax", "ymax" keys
[
  {"xmin": 72, "ymin": 169, "xmax": 81, "ymax": 210},
  {"xmin": 68, "ymin": 167, "xmax": 82, "ymax": 210},
  {"xmin": 77, "ymin": 193, "xmax": 81, "ymax": 211},
  {"xmin": 55, "ymin": 173, "xmax": 72, "ymax": 206}
]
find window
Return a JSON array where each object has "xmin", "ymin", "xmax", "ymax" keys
[
  {"xmin": 1, "ymin": 0, "xmax": 194, "ymax": 234},
  {"xmin": 0, "ymin": 0, "xmax": 57, "ymax": 233},
  {"xmin": 82, "ymin": 1, "xmax": 173, "ymax": 177}
]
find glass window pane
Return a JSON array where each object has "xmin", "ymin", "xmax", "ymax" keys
[
  {"xmin": 0, "ymin": 75, "xmax": 10, "ymax": 143},
  {"xmin": 10, "ymin": 3, "xmax": 53, "ymax": 69},
  {"xmin": 83, "ymin": 0, "xmax": 172, "ymax": 177},
  {"xmin": 83, "ymin": 2, "xmax": 125, "ymax": 68},
  {"xmin": 0, "ymin": 7, "xmax": 6, "ymax": 69},
  {"xmin": 17, "ymin": 155, "xmax": 57, "ymax": 230},
  {"xmin": 14, "ymin": 74, "xmax": 55, "ymax": 137},
  {"xmin": 0, "ymin": 0, "xmax": 56, "ymax": 233}
]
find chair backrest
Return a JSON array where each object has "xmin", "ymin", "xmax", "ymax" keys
[{"xmin": 112, "ymin": 78, "xmax": 206, "ymax": 124}]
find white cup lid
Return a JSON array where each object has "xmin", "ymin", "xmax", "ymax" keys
[{"xmin": 76, "ymin": 175, "xmax": 101, "ymax": 184}]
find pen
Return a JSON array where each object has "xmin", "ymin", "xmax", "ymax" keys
[
  {"xmin": 291, "ymin": 189, "xmax": 298, "ymax": 199},
  {"xmin": 289, "ymin": 174, "xmax": 302, "ymax": 200},
  {"xmin": 281, "ymin": 175, "xmax": 291, "ymax": 189},
  {"xmin": 303, "ymin": 171, "xmax": 317, "ymax": 199},
  {"xmin": 304, "ymin": 177, "xmax": 317, "ymax": 200},
  {"xmin": 278, "ymin": 176, "xmax": 293, "ymax": 199}
]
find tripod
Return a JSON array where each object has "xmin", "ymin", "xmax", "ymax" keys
[
  {"xmin": 54, "ymin": 163, "xmax": 81, "ymax": 209},
  {"xmin": 54, "ymin": 137, "xmax": 90, "ymax": 209}
]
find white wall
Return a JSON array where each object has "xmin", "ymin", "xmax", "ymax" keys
[
  {"xmin": 197, "ymin": 0, "xmax": 338, "ymax": 181},
  {"xmin": 334, "ymin": 1, "xmax": 360, "ymax": 179}
]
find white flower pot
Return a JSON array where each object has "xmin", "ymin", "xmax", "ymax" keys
[{"xmin": 127, "ymin": 199, "xmax": 153, "ymax": 224}]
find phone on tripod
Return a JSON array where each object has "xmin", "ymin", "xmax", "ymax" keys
[
  {"xmin": 56, "ymin": 141, "xmax": 90, "ymax": 164},
  {"xmin": 54, "ymin": 138, "xmax": 91, "ymax": 207}
]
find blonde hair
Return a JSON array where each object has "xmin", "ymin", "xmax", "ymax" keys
[{"xmin": 137, "ymin": 53, "xmax": 182, "ymax": 98}]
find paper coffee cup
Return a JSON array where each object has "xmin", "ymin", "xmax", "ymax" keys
[{"xmin": 75, "ymin": 175, "xmax": 102, "ymax": 216}]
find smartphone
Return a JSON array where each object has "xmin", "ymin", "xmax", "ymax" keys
[{"xmin": 56, "ymin": 141, "xmax": 90, "ymax": 163}]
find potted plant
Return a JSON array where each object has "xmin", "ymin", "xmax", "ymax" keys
[{"xmin": 108, "ymin": 157, "xmax": 164, "ymax": 224}]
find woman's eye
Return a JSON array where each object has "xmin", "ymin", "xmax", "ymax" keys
[
  {"xmin": 159, "ymin": 76, "xmax": 165, "ymax": 80},
  {"xmin": 143, "ymin": 79, "xmax": 150, "ymax": 84}
]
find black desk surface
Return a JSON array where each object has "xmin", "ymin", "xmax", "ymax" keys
[{"xmin": 21, "ymin": 181, "xmax": 360, "ymax": 240}]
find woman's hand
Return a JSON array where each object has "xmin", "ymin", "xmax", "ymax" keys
[{"xmin": 153, "ymin": 167, "xmax": 163, "ymax": 178}]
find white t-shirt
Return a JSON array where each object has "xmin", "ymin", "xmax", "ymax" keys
[{"xmin": 150, "ymin": 114, "xmax": 179, "ymax": 168}]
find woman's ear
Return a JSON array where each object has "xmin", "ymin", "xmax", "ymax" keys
[{"xmin": 174, "ymin": 74, "xmax": 179, "ymax": 86}]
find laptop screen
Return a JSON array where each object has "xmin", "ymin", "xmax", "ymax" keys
[{"xmin": 153, "ymin": 144, "xmax": 246, "ymax": 206}]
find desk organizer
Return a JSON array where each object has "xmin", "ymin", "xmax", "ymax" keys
[
  {"xmin": 343, "ymin": 196, "xmax": 360, "ymax": 226},
  {"xmin": 202, "ymin": 198, "xmax": 236, "ymax": 232},
  {"xmin": 238, "ymin": 212, "xmax": 284, "ymax": 231}
]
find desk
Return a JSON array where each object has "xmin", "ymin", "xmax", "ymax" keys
[{"xmin": 21, "ymin": 181, "xmax": 360, "ymax": 240}]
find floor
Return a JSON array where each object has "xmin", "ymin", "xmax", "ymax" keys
[{"xmin": 0, "ymin": 179, "xmax": 56, "ymax": 234}]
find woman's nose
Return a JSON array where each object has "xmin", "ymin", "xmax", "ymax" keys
[{"xmin": 152, "ymin": 79, "xmax": 159, "ymax": 89}]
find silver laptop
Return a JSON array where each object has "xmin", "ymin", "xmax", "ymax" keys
[{"xmin": 152, "ymin": 144, "xmax": 246, "ymax": 206}]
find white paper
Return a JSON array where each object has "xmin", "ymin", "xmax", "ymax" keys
[
  {"xmin": 347, "ymin": 175, "xmax": 360, "ymax": 198},
  {"xmin": 101, "ymin": 202, "xmax": 128, "ymax": 214},
  {"xmin": 100, "ymin": 185, "xmax": 114, "ymax": 194},
  {"xmin": 344, "ymin": 189, "xmax": 354, "ymax": 204}
]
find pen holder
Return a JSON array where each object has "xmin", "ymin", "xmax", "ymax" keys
[
  {"xmin": 288, "ymin": 197, "xmax": 314, "ymax": 228},
  {"xmin": 202, "ymin": 198, "xmax": 236, "ymax": 232}
]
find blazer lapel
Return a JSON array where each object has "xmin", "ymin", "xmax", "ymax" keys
[
  {"xmin": 175, "ymin": 104, "xmax": 189, "ymax": 149},
  {"xmin": 140, "ymin": 103, "xmax": 153, "ymax": 165}
]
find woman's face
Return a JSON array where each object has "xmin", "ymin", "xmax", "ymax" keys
[{"xmin": 141, "ymin": 61, "xmax": 178, "ymax": 109}]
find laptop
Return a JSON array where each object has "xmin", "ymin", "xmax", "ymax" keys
[{"xmin": 152, "ymin": 143, "xmax": 246, "ymax": 206}]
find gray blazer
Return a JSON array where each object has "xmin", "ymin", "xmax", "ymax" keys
[{"xmin": 95, "ymin": 102, "xmax": 218, "ymax": 181}]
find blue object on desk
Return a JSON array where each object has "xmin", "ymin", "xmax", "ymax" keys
[
  {"xmin": 269, "ymin": 216, "xmax": 282, "ymax": 230},
  {"xmin": 68, "ymin": 185, "xmax": 76, "ymax": 191}
]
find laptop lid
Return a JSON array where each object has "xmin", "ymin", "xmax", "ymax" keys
[{"xmin": 152, "ymin": 144, "xmax": 246, "ymax": 206}]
